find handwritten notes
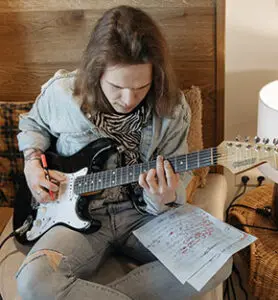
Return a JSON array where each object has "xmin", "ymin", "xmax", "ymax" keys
[{"xmin": 133, "ymin": 204, "xmax": 256, "ymax": 291}]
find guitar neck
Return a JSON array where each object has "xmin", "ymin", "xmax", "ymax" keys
[{"xmin": 73, "ymin": 147, "xmax": 219, "ymax": 195}]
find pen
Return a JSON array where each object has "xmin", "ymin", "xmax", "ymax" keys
[{"xmin": 41, "ymin": 154, "xmax": 55, "ymax": 201}]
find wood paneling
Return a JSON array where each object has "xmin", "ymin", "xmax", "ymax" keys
[
  {"xmin": 0, "ymin": 9, "xmax": 214, "ymax": 63},
  {"xmin": 0, "ymin": 1, "xmax": 214, "ymax": 12},
  {"xmin": 0, "ymin": 0, "xmax": 225, "ymax": 150}
]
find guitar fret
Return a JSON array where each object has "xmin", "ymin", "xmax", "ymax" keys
[
  {"xmin": 90, "ymin": 174, "xmax": 95, "ymax": 190},
  {"xmin": 96, "ymin": 172, "xmax": 99, "ymax": 190},
  {"xmin": 74, "ymin": 147, "xmax": 219, "ymax": 196},
  {"xmin": 81, "ymin": 176, "xmax": 84, "ymax": 193},
  {"xmin": 96, "ymin": 172, "xmax": 100, "ymax": 190},
  {"xmin": 109, "ymin": 171, "xmax": 112, "ymax": 187}
]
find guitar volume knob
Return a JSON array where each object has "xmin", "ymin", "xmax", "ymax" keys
[{"xmin": 35, "ymin": 219, "xmax": 42, "ymax": 227}]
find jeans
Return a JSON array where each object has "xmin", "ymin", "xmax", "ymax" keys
[{"xmin": 16, "ymin": 200, "xmax": 232, "ymax": 300}]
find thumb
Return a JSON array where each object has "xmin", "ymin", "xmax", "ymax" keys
[{"xmin": 49, "ymin": 170, "xmax": 67, "ymax": 182}]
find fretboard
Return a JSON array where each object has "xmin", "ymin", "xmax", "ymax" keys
[{"xmin": 73, "ymin": 147, "xmax": 219, "ymax": 195}]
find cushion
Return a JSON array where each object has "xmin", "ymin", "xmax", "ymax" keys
[
  {"xmin": 0, "ymin": 102, "xmax": 33, "ymax": 207},
  {"xmin": 184, "ymin": 86, "xmax": 210, "ymax": 202},
  {"xmin": 0, "ymin": 86, "xmax": 208, "ymax": 207}
]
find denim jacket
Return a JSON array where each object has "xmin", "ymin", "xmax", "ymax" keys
[{"xmin": 17, "ymin": 69, "xmax": 192, "ymax": 215}]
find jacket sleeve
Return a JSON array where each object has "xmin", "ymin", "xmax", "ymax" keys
[
  {"xmin": 17, "ymin": 82, "xmax": 54, "ymax": 152},
  {"xmin": 143, "ymin": 92, "xmax": 192, "ymax": 215}
]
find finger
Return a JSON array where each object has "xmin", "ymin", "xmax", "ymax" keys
[
  {"xmin": 139, "ymin": 173, "xmax": 149, "ymax": 190},
  {"xmin": 33, "ymin": 188, "xmax": 52, "ymax": 203},
  {"xmin": 164, "ymin": 160, "xmax": 176, "ymax": 187},
  {"xmin": 156, "ymin": 156, "xmax": 166, "ymax": 187},
  {"xmin": 40, "ymin": 178, "xmax": 59, "ymax": 193},
  {"xmin": 146, "ymin": 169, "xmax": 158, "ymax": 193},
  {"xmin": 49, "ymin": 170, "xmax": 67, "ymax": 182}
]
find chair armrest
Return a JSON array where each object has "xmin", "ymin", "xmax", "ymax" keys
[{"xmin": 191, "ymin": 174, "xmax": 228, "ymax": 221}]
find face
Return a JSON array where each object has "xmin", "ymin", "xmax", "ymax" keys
[{"xmin": 100, "ymin": 63, "xmax": 152, "ymax": 114}]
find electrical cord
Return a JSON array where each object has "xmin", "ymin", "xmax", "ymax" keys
[
  {"xmin": 230, "ymin": 275, "xmax": 237, "ymax": 300},
  {"xmin": 225, "ymin": 175, "xmax": 277, "ymax": 299},
  {"xmin": 257, "ymin": 176, "xmax": 265, "ymax": 186},
  {"xmin": 0, "ymin": 215, "xmax": 33, "ymax": 250},
  {"xmin": 233, "ymin": 263, "xmax": 248, "ymax": 300},
  {"xmin": 0, "ymin": 232, "xmax": 15, "ymax": 250},
  {"xmin": 225, "ymin": 175, "xmax": 249, "ymax": 222},
  {"xmin": 224, "ymin": 179, "xmax": 250, "ymax": 300}
]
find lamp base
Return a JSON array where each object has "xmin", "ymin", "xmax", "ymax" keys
[{"xmin": 272, "ymin": 183, "xmax": 278, "ymax": 226}]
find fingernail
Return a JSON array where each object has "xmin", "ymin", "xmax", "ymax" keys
[{"xmin": 157, "ymin": 156, "xmax": 163, "ymax": 163}]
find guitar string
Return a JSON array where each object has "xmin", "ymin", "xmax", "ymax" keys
[
  {"xmin": 74, "ymin": 150, "xmax": 221, "ymax": 193},
  {"xmin": 74, "ymin": 147, "xmax": 273, "ymax": 193},
  {"xmin": 79, "ymin": 150, "xmax": 219, "ymax": 177}
]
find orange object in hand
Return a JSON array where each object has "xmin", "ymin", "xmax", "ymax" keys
[{"xmin": 41, "ymin": 154, "xmax": 55, "ymax": 201}]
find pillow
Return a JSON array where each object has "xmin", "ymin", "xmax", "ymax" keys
[
  {"xmin": 0, "ymin": 101, "xmax": 33, "ymax": 207},
  {"xmin": 183, "ymin": 86, "xmax": 210, "ymax": 203}
]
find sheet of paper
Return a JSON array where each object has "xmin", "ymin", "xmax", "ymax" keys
[
  {"xmin": 187, "ymin": 217, "xmax": 257, "ymax": 290},
  {"xmin": 133, "ymin": 204, "xmax": 256, "ymax": 290}
]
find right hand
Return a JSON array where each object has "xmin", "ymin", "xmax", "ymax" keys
[{"xmin": 24, "ymin": 160, "xmax": 67, "ymax": 203}]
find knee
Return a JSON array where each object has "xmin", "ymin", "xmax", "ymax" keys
[{"xmin": 16, "ymin": 249, "xmax": 64, "ymax": 300}]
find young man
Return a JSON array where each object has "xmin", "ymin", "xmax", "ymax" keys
[{"xmin": 16, "ymin": 5, "xmax": 231, "ymax": 300}]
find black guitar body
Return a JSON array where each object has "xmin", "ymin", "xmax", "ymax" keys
[{"xmin": 13, "ymin": 138, "xmax": 120, "ymax": 245}]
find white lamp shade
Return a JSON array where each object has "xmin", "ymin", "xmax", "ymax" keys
[{"xmin": 257, "ymin": 80, "xmax": 278, "ymax": 183}]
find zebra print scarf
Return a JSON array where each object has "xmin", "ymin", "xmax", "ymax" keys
[{"xmin": 93, "ymin": 104, "xmax": 147, "ymax": 165}]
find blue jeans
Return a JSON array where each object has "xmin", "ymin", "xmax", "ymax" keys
[{"xmin": 16, "ymin": 201, "xmax": 232, "ymax": 300}]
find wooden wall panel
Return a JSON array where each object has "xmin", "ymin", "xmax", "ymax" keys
[
  {"xmin": 0, "ymin": 9, "xmax": 214, "ymax": 64},
  {"xmin": 0, "ymin": 1, "xmax": 214, "ymax": 12},
  {"xmin": 0, "ymin": 0, "xmax": 225, "ymax": 149}
]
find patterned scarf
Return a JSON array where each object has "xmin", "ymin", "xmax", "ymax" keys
[
  {"xmin": 89, "ymin": 104, "xmax": 148, "ymax": 206},
  {"xmin": 93, "ymin": 104, "xmax": 147, "ymax": 165}
]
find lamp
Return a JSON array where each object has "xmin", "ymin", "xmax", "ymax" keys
[{"xmin": 257, "ymin": 80, "xmax": 278, "ymax": 226}]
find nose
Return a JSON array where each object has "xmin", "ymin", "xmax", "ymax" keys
[{"xmin": 122, "ymin": 89, "xmax": 136, "ymax": 107}]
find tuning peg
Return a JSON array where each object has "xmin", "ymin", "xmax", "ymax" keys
[
  {"xmin": 244, "ymin": 136, "xmax": 250, "ymax": 142},
  {"xmin": 254, "ymin": 136, "xmax": 260, "ymax": 143},
  {"xmin": 263, "ymin": 138, "xmax": 270, "ymax": 144},
  {"xmin": 235, "ymin": 135, "xmax": 241, "ymax": 142},
  {"xmin": 273, "ymin": 138, "xmax": 278, "ymax": 145}
]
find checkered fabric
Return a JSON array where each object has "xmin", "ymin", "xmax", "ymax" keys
[{"xmin": 0, "ymin": 102, "xmax": 33, "ymax": 207}]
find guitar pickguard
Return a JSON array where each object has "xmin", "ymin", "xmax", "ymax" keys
[{"xmin": 26, "ymin": 168, "xmax": 91, "ymax": 241}]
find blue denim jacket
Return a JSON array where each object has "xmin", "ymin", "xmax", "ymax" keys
[{"xmin": 17, "ymin": 69, "xmax": 192, "ymax": 215}]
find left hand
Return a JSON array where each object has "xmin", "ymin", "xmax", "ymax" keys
[{"xmin": 139, "ymin": 155, "xmax": 180, "ymax": 205}]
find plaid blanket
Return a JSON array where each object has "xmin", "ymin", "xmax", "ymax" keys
[{"xmin": 0, "ymin": 102, "xmax": 33, "ymax": 207}]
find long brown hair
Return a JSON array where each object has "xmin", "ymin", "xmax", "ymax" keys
[{"xmin": 73, "ymin": 5, "xmax": 180, "ymax": 117}]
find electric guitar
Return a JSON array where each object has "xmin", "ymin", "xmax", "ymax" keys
[{"xmin": 13, "ymin": 137, "xmax": 278, "ymax": 245}]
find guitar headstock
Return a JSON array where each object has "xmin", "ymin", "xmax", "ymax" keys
[{"xmin": 217, "ymin": 137, "xmax": 278, "ymax": 174}]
